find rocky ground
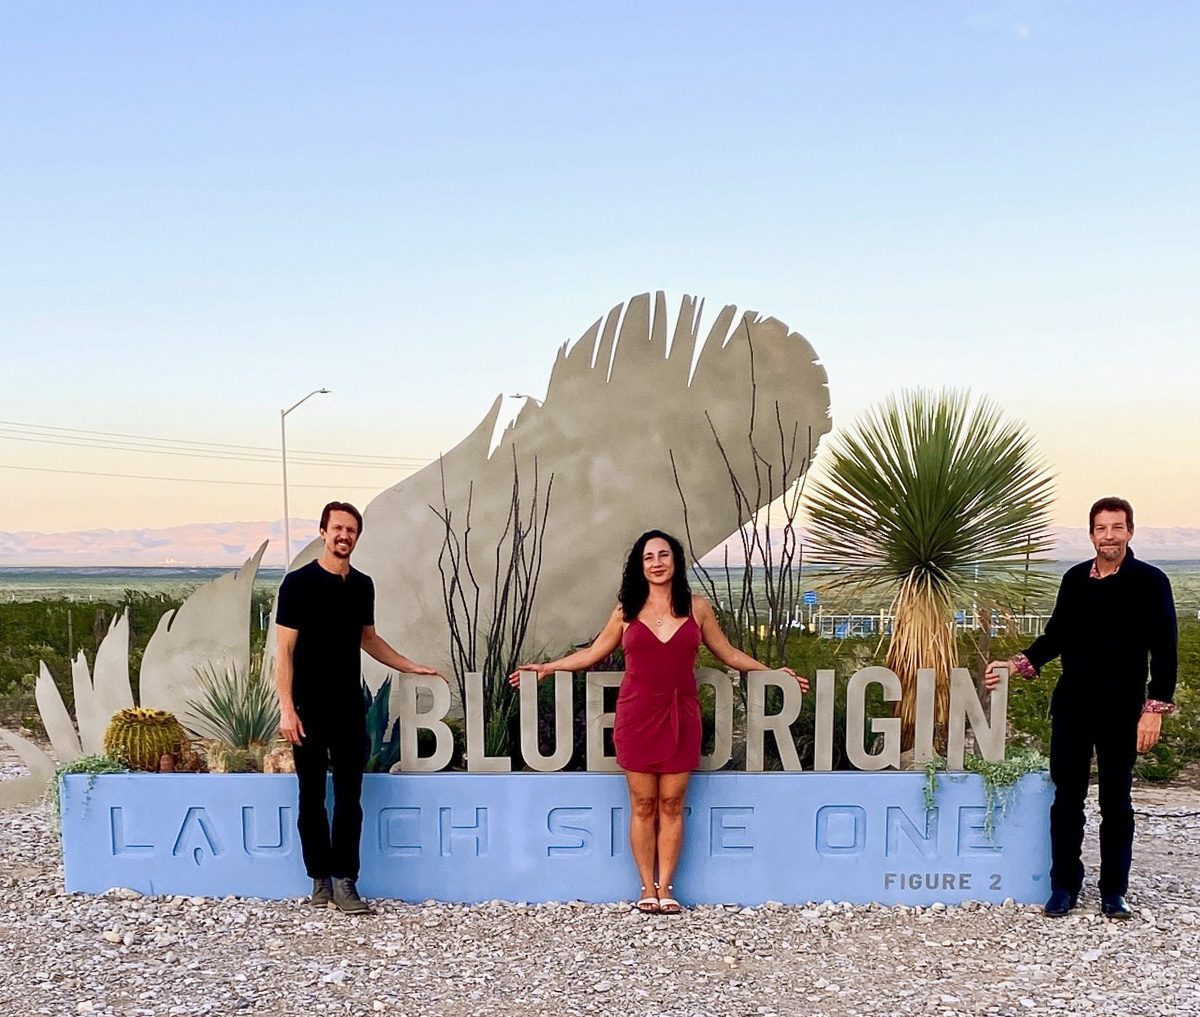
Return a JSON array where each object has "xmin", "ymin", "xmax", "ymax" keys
[{"xmin": 1, "ymin": 760, "xmax": 1198, "ymax": 1017}]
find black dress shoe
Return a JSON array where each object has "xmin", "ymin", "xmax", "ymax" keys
[
  {"xmin": 1044, "ymin": 889, "xmax": 1077, "ymax": 916},
  {"xmin": 1101, "ymin": 894, "xmax": 1132, "ymax": 919}
]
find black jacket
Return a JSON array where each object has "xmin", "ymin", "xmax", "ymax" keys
[{"xmin": 1023, "ymin": 549, "xmax": 1177, "ymax": 717}]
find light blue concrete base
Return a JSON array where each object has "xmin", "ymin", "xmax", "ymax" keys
[{"xmin": 60, "ymin": 771, "xmax": 1052, "ymax": 905}]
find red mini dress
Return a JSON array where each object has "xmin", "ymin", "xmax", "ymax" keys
[{"xmin": 612, "ymin": 615, "xmax": 703, "ymax": 774}]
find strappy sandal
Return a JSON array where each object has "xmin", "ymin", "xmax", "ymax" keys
[
  {"xmin": 657, "ymin": 884, "xmax": 682, "ymax": 915},
  {"xmin": 634, "ymin": 885, "xmax": 660, "ymax": 914}
]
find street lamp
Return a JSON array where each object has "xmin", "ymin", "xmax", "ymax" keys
[
  {"xmin": 509, "ymin": 392, "xmax": 544, "ymax": 406},
  {"xmin": 280, "ymin": 388, "xmax": 330, "ymax": 569}
]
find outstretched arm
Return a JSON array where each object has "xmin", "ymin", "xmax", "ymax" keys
[
  {"xmin": 508, "ymin": 606, "xmax": 626, "ymax": 686},
  {"xmin": 984, "ymin": 656, "xmax": 1036, "ymax": 690},
  {"xmin": 361, "ymin": 625, "xmax": 448, "ymax": 682},
  {"xmin": 985, "ymin": 574, "xmax": 1079, "ymax": 690},
  {"xmin": 1021, "ymin": 573, "xmax": 1071, "ymax": 672},
  {"xmin": 693, "ymin": 596, "xmax": 809, "ymax": 691}
]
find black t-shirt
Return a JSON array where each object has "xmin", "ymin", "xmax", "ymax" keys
[{"xmin": 276, "ymin": 560, "xmax": 374, "ymax": 714}]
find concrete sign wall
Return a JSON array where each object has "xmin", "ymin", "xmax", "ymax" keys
[{"xmin": 61, "ymin": 772, "xmax": 1051, "ymax": 906}]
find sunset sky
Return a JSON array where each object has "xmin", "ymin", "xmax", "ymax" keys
[{"xmin": 2, "ymin": 2, "xmax": 1198, "ymax": 535}]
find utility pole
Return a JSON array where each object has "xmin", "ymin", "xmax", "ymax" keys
[{"xmin": 280, "ymin": 388, "xmax": 330, "ymax": 569}]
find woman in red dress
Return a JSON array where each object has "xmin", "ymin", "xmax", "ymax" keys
[{"xmin": 510, "ymin": 530, "xmax": 807, "ymax": 913}]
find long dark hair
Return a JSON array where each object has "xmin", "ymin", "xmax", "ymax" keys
[{"xmin": 618, "ymin": 530, "xmax": 692, "ymax": 621}]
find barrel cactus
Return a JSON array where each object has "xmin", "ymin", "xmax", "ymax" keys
[{"xmin": 102, "ymin": 708, "xmax": 190, "ymax": 772}]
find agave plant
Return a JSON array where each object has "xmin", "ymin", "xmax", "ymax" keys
[
  {"xmin": 362, "ymin": 675, "xmax": 401, "ymax": 773},
  {"xmin": 189, "ymin": 656, "xmax": 279, "ymax": 750},
  {"xmin": 804, "ymin": 389, "xmax": 1055, "ymax": 748}
]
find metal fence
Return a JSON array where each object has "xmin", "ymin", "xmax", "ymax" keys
[{"xmin": 807, "ymin": 610, "xmax": 1053, "ymax": 640}]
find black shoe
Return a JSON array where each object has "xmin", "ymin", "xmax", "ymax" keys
[
  {"xmin": 1101, "ymin": 894, "xmax": 1132, "ymax": 920},
  {"xmin": 309, "ymin": 877, "xmax": 333, "ymax": 908},
  {"xmin": 331, "ymin": 877, "xmax": 372, "ymax": 915},
  {"xmin": 1044, "ymin": 889, "xmax": 1077, "ymax": 917}
]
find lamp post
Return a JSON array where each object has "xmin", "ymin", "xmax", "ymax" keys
[{"xmin": 280, "ymin": 388, "xmax": 330, "ymax": 569}]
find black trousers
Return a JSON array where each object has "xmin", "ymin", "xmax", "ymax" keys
[
  {"xmin": 292, "ymin": 707, "xmax": 369, "ymax": 881},
  {"xmin": 1048, "ymin": 709, "xmax": 1139, "ymax": 897}
]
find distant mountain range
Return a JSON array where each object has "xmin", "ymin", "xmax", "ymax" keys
[
  {"xmin": 0, "ymin": 520, "xmax": 315, "ymax": 567},
  {"xmin": 1, "ymin": 520, "xmax": 1199, "ymax": 567},
  {"xmin": 1048, "ymin": 527, "xmax": 1200, "ymax": 562},
  {"xmin": 704, "ymin": 528, "xmax": 1200, "ymax": 566}
]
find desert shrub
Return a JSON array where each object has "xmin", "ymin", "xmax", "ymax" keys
[{"xmin": 0, "ymin": 594, "xmax": 184, "ymax": 713}]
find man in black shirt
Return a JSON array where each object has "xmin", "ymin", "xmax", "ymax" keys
[
  {"xmin": 276, "ymin": 501, "xmax": 445, "ymax": 914},
  {"xmin": 986, "ymin": 497, "xmax": 1177, "ymax": 920}
]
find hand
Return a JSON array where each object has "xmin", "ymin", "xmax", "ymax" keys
[
  {"xmin": 280, "ymin": 707, "xmax": 305, "ymax": 746},
  {"xmin": 1137, "ymin": 711, "xmax": 1163, "ymax": 754},
  {"xmin": 508, "ymin": 664, "xmax": 547, "ymax": 688},
  {"xmin": 410, "ymin": 664, "xmax": 449, "ymax": 683},
  {"xmin": 780, "ymin": 666, "xmax": 810, "ymax": 693},
  {"xmin": 983, "ymin": 659, "xmax": 1012, "ymax": 691}
]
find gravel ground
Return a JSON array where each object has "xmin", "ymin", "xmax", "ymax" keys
[{"xmin": 1, "ymin": 761, "xmax": 1198, "ymax": 1017}]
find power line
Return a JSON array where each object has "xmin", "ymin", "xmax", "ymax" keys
[
  {"xmin": 0, "ymin": 419, "xmax": 431, "ymax": 467},
  {"xmin": 0, "ymin": 430, "xmax": 424, "ymax": 469},
  {"xmin": 0, "ymin": 462, "xmax": 383, "ymax": 490}
]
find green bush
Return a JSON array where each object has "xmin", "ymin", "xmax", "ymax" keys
[
  {"xmin": 0, "ymin": 594, "xmax": 187, "ymax": 720},
  {"xmin": 0, "ymin": 589, "xmax": 271, "ymax": 730}
]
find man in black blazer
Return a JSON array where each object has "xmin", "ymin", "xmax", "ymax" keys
[{"xmin": 986, "ymin": 496, "xmax": 1177, "ymax": 920}]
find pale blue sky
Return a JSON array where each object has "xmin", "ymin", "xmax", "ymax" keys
[{"xmin": 2, "ymin": 2, "xmax": 1198, "ymax": 531}]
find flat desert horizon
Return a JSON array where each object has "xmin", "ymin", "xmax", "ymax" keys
[{"xmin": 3, "ymin": 519, "xmax": 1200, "ymax": 568}]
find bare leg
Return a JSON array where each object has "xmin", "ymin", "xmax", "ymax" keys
[
  {"xmin": 654, "ymin": 771, "xmax": 691, "ymax": 902},
  {"xmin": 625, "ymin": 771, "xmax": 661, "ymax": 899}
]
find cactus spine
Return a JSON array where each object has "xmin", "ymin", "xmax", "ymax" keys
[{"xmin": 102, "ymin": 707, "xmax": 189, "ymax": 772}]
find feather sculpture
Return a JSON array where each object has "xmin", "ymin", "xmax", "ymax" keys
[{"xmin": 353, "ymin": 291, "xmax": 831, "ymax": 674}]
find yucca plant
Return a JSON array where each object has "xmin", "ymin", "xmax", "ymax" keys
[
  {"xmin": 189, "ymin": 656, "xmax": 279, "ymax": 750},
  {"xmin": 804, "ymin": 389, "xmax": 1055, "ymax": 748}
]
